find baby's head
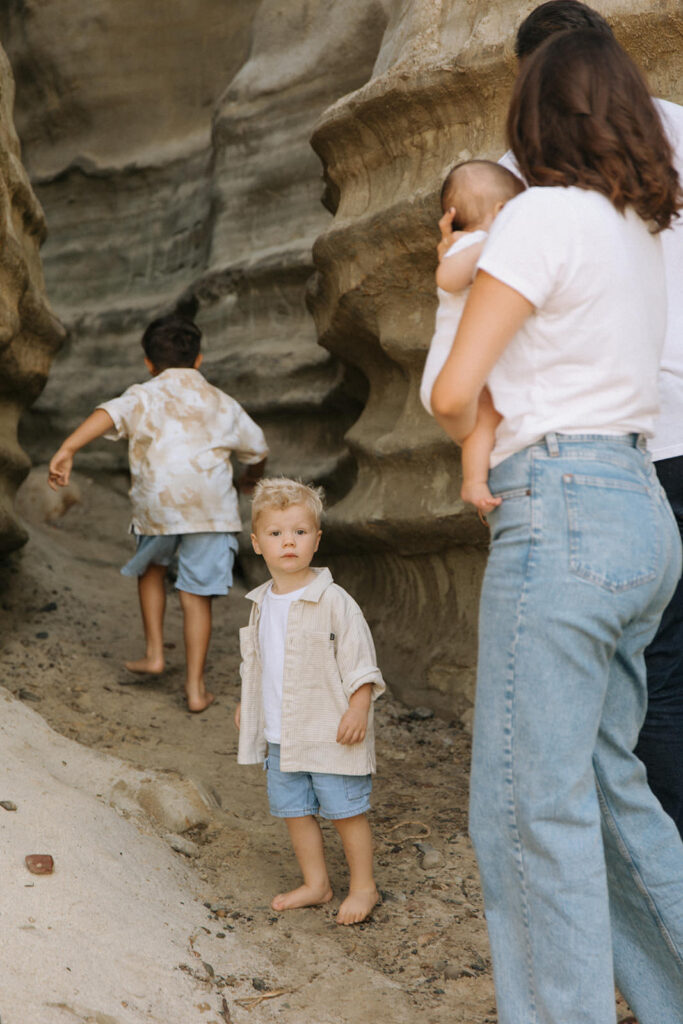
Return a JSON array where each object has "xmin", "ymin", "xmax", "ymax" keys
[
  {"xmin": 141, "ymin": 313, "xmax": 202, "ymax": 374},
  {"xmin": 251, "ymin": 478, "xmax": 325, "ymax": 575},
  {"xmin": 441, "ymin": 160, "xmax": 525, "ymax": 232}
]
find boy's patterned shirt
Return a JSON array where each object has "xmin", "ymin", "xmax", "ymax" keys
[{"xmin": 98, "ymin": 368, "xmax": 268, "ymax": 535}]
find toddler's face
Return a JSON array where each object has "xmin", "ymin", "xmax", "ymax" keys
[{"xmin": 251, "ymin": 503, "xmax": 321, "ymax": 576}]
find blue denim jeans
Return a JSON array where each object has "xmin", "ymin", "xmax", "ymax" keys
[
  {"xmin": 470, "ymin": 434, "xmax": 683, "ymax": 1024},
  {"xmin": 636, "ymin": 453, "xmax": 683, "ymax": 837}
]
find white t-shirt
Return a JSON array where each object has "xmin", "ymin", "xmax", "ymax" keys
[
  {"xmin": 500, "ymin": 96, "xmax": 683, "ymax": 461},
  {"xmin": 419, "ymin": 230, "xmax": 488, "ymax": 415},
  {"xmin": 259, "ymin": 584, "xmax": 308, "ymax": 744},
  {"xmin": 478, "ymin": 186, "xmax": 666, "ymax": 468}
]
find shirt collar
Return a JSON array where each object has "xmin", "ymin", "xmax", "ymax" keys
[{"xmin": 246, "ymin": 566, "xmax": 333, "ymax": 606}]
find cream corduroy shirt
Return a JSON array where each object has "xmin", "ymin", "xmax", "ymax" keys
[{"xmin": 237, "ymin": 568, "xmax": 385, "ymax": 775}]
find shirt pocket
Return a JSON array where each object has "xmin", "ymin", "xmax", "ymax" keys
[
  {"xmin": 295, "ymin": 631, "xmax": 347, "ymax": 742},
  {"xmin": 563, "ymin": 472, "xmax": 659, "ymax": 593}
]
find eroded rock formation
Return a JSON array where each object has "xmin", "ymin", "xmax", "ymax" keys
[
  {"xmin": 0, "ymin": 41, "xmax": 64, "ymax": 552},
  {"xmin": 3, "ymin": 0, "xmax": 681, "ymax": 709}
]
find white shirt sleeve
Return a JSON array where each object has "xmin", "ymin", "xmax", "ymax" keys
[
  {"xmin": 478, "ymin": 188, "xmax": 570, "ymax": 310},
  {"xmin": 97, "ymin": 385, "xmax": 146, "ymax": 441}
]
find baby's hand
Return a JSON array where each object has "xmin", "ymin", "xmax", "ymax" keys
[
  {"xmin": 461, "ymin": 479, "xmax": 502, "ymax": 516},
  {"xmin": 336, "ymin": 706, "xmax": 369, "ymax": 746},
  {"xmin": 234, "ymin": 703, "xmax": 241, "ymax": 730},
  {"xmin": 437, "ymin": 208, "xmax": 465, "ymax": 262}
]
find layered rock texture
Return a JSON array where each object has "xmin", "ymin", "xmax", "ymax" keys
[
  {"xmin": 2, "ymin": 0, "xmax": 681, "ymax": 710},
  {"xmin": 0, "ymin": 44, "xmax": 64, "ymax": 552}
]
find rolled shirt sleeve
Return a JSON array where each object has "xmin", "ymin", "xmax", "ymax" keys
[{"xmin": 334, "ymin": 610, "xmax": 386, "ymax": 700}]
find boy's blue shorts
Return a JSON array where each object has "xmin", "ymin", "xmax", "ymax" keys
[
  {"xmin": 121, "ymin": 532, "xmax": 239, "ymax": 596},
  {"xmin": 265, "ymin": 743, "xmax": 372, "ymax": 820}
]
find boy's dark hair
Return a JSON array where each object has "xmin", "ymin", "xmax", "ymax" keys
[
  {"xmin": 515, "ymin": 1, "xmax": 613, "ymax": 59},
  {"xmin": 507, "ymin": 29, "xmax": 681, "ymax": 232},
  {"xmin": 141, "ymin": 314, "xmax": 202, "ymax": 371}
]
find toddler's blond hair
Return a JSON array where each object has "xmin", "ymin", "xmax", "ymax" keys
[{"xmin": 251, "ymin": 477, "xmax": 325, "ymax": 528}]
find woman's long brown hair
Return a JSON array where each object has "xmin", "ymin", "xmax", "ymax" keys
[{"xmin": 507, "ymin": 29, "xmax": 681, "ymax": 231}]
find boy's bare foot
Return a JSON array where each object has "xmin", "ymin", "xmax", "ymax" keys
[
  {"xmin": 186, "ymin": 691, "xmax": 215, "ymax": 713},
  {"xmin": 271, "ymin": 883, "xmax": 333, "ymax": 912},
  {"xmin": 124, "ymin": 655, "xmax": 164, "ymax": 674},
  {"xmin": 336, "ymin": 887, "xmax": 379, "ymax": 925}
]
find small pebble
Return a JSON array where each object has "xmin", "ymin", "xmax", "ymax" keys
[
  {"xmin": 25, "ymin": 854, "xmax": 54, "ymax": 875},
  {"xmin": 39, "ymin": 602, "xmax": 58, "ymax": 613},
  {"xmin": 252, "ymin": 977, "xmax": 268, "ymax": 991},
  {"xmin": 35, "ymin": 632, "xmax": 49, "ymax": 640},
  {"xmin": 408, "ymin": 707, "xmax": 435, "ymax": 721},
  {"xmin": 415, "ymin": 841, "xmax": 443, "ymax": 870},
  {"xmin": 0, "ymin": 801, "xmax": 17, "ymax": 812},
  {"xmin": 163, "ymin": 834, "xmax": 199, "ymax": 858},
  {"xmin": 17, "ymin": 689, "xmax": 41, "ymax": 703}
]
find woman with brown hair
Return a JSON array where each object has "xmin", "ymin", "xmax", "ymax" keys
[{"xmin": 431, "ymin": 29, "xmax": 683, "ymax": 1024}]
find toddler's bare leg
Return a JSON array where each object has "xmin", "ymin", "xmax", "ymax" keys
[
  {"xmin": 178, "ymin": 590, "xmax": 215, "ymax": 712},
  {"xmin": 125, "ymin": 563, "xmax": 166, "ymax": 674},
  {"xmin": 272, "ymin": 816, "xmax": 334, "ymax": 911},
  {"xmin": 333, "ymin": 813, "xmax": 379, "ymax": 925}
]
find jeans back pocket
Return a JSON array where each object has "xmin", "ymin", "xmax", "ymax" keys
[{"xmin": 563, "ymin": 472, "xmax": 659, "ymax": 593}]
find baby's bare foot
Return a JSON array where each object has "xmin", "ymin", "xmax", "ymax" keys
[
  {"xmin": 124, "ymin": 655, "xmax": 164, "ymax": 674},
  {"xmin": 186, "ymin": 691, "xmax": 215, "ymax": 713},
  {"xmin": 336, "ymin": 887, "xmax": 379, "ymax": 925},
  {"xmin": 271, "ymin": 883, "xmax": 333, "ymax": 912}
]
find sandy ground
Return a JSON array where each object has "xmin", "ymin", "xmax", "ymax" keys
[{"xmin": 1, "ymin": 469, "xmax": 636, "ymax": 1024}]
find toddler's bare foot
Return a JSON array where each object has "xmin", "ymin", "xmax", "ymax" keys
[
  {"xmin": 186, "ymin": 690, "xmax": 215, "ymax": 713},
  {"xmin": 271, "ymin": 883, "xmax": 333, "ymax": 912},
  {"xmin": 124, "ymin": 654, "xmax": 164, "ymax": 674},
  {"xmin": 336, "ymin": 887, "xmax": 379, "ymax": 925}
]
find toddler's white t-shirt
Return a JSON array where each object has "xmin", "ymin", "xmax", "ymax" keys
[
  {"xmin": 259, "ymin": 584, "xmax": 307, "ymax": 744},
  {"xmin": 420, "ymin": 230, "xmax": 488, "ymax": 416},
  {"xmin": 478, "ymin": 185, "xmax": 666, "ymax": 467}
]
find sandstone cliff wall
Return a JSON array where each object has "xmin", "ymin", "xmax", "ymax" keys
[
  {"xmin": 3, "ymin": 0, "xmax": 681, "ymax": 711},
  {"xmin": 0, "ymin": 40, "xmax": 64, "ymax": 552}
]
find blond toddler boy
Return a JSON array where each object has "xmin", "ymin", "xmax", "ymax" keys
[
  {"xmin": 48, "ymin": 313, "xmax": 268, "ymax": 711},
  {"xmin": 234, "ymin": 478, "xmax": 384, "ymax": 925},
  {"xmin": 420, "ymin": 160, "xmax": 525, "ymax": 513}
]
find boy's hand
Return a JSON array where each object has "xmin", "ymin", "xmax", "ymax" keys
[
  {"xmin": 234, "ymin": 703, "xmax": 241, "ymax": 730},
  {"xmin": 48, "ymin": 449, "xmax": 74, "ymax": 490},
  {"xmin": 336, "ymin": 705, "xmax": 369, "ymax": 745}
]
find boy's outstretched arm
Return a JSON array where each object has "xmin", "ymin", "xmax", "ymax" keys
[{"xmin": 48, "ymin": 408, "xmax": 115, "ymax": 490}]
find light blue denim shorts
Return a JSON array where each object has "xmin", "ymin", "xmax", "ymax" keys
[
  {"xmin": 121, "ymin": 532, "xmax": 239, "ymax": 596},
  {"xmin": 265, "ymin": 744, "xmax": 372, "ymax": 820}
]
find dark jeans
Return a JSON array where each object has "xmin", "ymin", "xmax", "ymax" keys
[{"xmin": 635, "ymin": 453, "xmax": 683, "ymax": 838}]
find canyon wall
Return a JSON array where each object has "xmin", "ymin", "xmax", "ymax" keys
[
  {"xmin": 0, "ymin": 40, "xmax": 64, "ymax": 552},
  {"xmin": 2, "ymin": 0, "xmax": 681, "ymax": 711}
]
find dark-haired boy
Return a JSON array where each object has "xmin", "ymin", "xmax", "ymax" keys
[{"xmin": 49, "ymin": 314, "xmax": 268, "ymax": 712}]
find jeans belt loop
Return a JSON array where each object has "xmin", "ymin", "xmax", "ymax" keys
[
  {"xmin": 545, "ymin": 432, "xmax": 560, "ymax": 457},
  {"xmin": 636, "ymin": 433, "xmax": 648, "ymax": 452}
]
